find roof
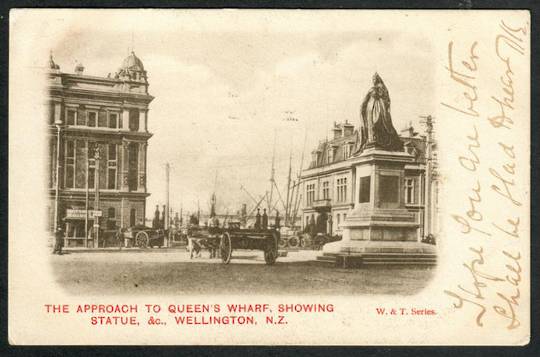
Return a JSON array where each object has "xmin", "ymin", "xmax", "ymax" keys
[
  {"xmin": 308, "ymin": 132, "xmax": 358, "ymax": 169},
  {"xmin": 308, "ymin": 130, "xmax": 429, "ymax": 169},
  {"xmin": 402, "ymin": 136, "xmax": 428, "ymax": 163},
  {"xmin": 122, "ymin": 51, "xmax": 145, "ymax": 71}
]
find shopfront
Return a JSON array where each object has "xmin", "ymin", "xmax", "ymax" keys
[{"xmin": 64, "ymin": 208, "xmax": 101, "ymax": 247}]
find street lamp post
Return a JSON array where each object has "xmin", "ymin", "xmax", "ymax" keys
[
  {"xmin": 53, "ymin": 121, "xmax": 62, "ymax": 235},
  {"xmin": 85, "ymin": 144, "xmax": 90, "ymax": 248},
  {"xmin": 93, "ymin": 146, "xmax": 101, "ymax": 248}
]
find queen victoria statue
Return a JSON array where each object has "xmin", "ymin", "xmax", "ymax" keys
[{"xmin": 355, "ymin": 73, "xmax": 403, "ymax": 154}]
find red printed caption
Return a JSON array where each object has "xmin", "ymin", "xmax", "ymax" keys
[{"xmin": 44, "ymin": 303, "xmax": 335, "ymax": 326}]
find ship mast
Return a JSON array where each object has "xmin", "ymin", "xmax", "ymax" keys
[
  {"xmin": 291, "ymin": 128, "xmax": 307, "ymax": 226},
  {"xmin": 210, "ymin": 170, "xmax": 218, "ymax": 218},
  {"xmin": 284, "ymin": 149, "xmax": 293, "ymax": 226},
  {"xmin": 267, "ymin": 130, "xmax": 277, "ymax": 212}
]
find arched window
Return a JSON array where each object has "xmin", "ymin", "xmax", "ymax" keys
[{"xmin": 130, "ymin": 208, "xmax": 136, "ymax": 227}]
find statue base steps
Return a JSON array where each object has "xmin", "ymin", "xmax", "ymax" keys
[{"xmin": 317, "ymin": 240, "xmax": 437, "ymax": 267}]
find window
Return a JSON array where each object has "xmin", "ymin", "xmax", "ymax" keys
[
  {"xmin": 380, "ymin": 175, "xmax": 399, "ymax": 203},
  {"xmin": 336, "ymin": 213, "xmax": 341, "ymax": 227},
  {"xmin": 107, "ymin": 144, "xmax": 117, "ymax": 189},
  {"xmin": 49, "ymin": 103, "xmax": 55, "ymax": 124},
  {"xmin": 405, "ymin": 178, "xmax": 415, "ymax": 204},
  {"xmin": 128, "ymin": 143, "xmax": 139, "ymax": 191},
  {"xmin": 108, "ymin": 207, "xmax": 115, "ymax": 218},
  {"xmin": 66, "ymin": 109, "xmax": 77, "ymax": 125},
  {"xmin": 327, "ymin": 148, "xmax": 334, "ymax": 164},
  {"xmin": 64, "ymin": 140, "xmax": 75, "ymax": 188},
  {"xmin": 322, "ymin": 181, "xmax": 330, "ymax": 200},
  {"xmin": 343, "ymin": 145, "xmax": 350, "ymax": 160},
  {"xmin": 109, "ymin": 113, "xmax": 118, "ymax": 129},
  {"xmin": 311, "ymin": 153, "xmax": 318, "ymax": 166},
  {"xmin": 306, "ymin": 184, "xmax": 315, "ymax": 205},
  {"xmin": 87, "ymin": 111, "xmax": 97, "ymax": 127},
  {"xmin": 76, "ymin": 109, "xmax": 86, "ymax": 126},
  {"xmin": 98, "ymin": 111, "xmax": 108, "ymax": 128},
  {"xmin": 130, "ymin": 208, "xmax": 137, "ymax": 227},
  {"xmin": 316, "ymin": 152, "xmax": 322, "ymax": 165},
  {"xmin": 129, "ymin": 109, "xmax": 139, "ymax": 131},
  {"xmin": 359, "ymin": 176, "xmax": 371, "ymax": 203},
  {"xmin": 88, "ymin": 142, "xmax": 96, "ymax": 189},
  {"xmin": 337, "ymin": 177, "xmax": 348, "ymax": 202}
]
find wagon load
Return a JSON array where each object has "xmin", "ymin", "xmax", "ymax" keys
[{"xmin": 220, "ymin": 222, "xmax": 279, "ymax": 265}]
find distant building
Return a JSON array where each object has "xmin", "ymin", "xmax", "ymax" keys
[
  {"xmin": 47, "ymin": 51, "xmax": 154, "ymax": 247},
  {"xmin": 300, "ymin": 120, "xmax": 438, "ymax": 240}
]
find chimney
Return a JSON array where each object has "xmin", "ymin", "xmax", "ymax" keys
[
  {"xmin": 342, "ymin": 120, "xmax": 354, "ymax": 136},
  {"xmin": 74, "ymin": 62, "xmax": 85, "ymax": 75},
  {"xmin": 332, "ymin": 122, "xmax": 342, "ymax": 139}
]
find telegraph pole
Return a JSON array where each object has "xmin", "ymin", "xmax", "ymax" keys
[
  {"xmin": 165, "ymin": 162, "xmax": 170, "ymax": 229},
  {"xmin": 421, "ymin": 115, "xmax": 434, "ymax": 239}
]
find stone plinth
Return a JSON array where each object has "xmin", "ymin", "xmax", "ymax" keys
[{"xmin": 322, "ymin": 147, "xmax": 437, "ymax": 263}]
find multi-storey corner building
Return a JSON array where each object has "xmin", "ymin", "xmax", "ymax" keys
[
  {"xmin": 47, "ymin": 52, "xmax": 154, "ymax": 247},
  {"xmin": 300, "ymin": 121, "xmax": 438, "ymax": 240}
]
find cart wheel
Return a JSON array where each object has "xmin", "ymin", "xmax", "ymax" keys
[
  {"xmin": 287, "ymin": 236, "xmax": 299, "ymax": 248},
  {"xmin": 278, "ymin": 237, "xmax": 288, "ymax": 249},
  {"xmin": 264, "ymin": 232, "xmax": 279, "ymax": 265},
  {"xmin": 135, "ymin": 231, "xmax": 149, "ymax": 248},
  {"xmin": 220, "ymin": 233, "xmax": 232, "ymax": 264}
]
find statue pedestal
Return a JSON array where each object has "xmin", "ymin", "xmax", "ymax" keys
[{"xmin": 322, "ymin": 148, "xmax": 436, "ymax": 265}]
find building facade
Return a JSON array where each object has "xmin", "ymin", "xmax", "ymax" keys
[
  {"xmin": 47, "ymin": 52, "xmax": 154, "ymax": 247},
  {"xmin": 300, "ymin": 120, "xmax": 438, "ymax": 241}
]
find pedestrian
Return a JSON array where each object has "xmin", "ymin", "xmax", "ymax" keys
[
  {"xmin": 327, "ymin": 214, "xmax": 333, "ymax": 235},
  {"xmin": 53, "ymin": 226, "xmax": 64, "ymax": 255},
  {"xmin": 262, "ymin": 208, "xmax": 268, "ymax": 230},
  {"xmin": 116, "ymin": 227, "xmax": 124, "ymax": 250},
  {"xmin": 255, "ymin": 208, "xmax": 261, "ymax": 230},
  {"xmin": 152, "ymin": 205, "xmax": 160, "ymax": 228},
  {"xmin": 309, "ymin": 215, "xmax": 316, "ymax": 238},
  {"xmin": 274, "ymin": 210, "xmax": 281, "ymax": 230}
]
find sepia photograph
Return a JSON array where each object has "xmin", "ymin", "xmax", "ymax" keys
[{"xmin": 44, "ymin": 12, "xmax": 439, "ymax": 296}]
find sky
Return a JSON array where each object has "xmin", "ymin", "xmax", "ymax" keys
[{"xmin": 30, "ymin": 10, "xmax": 436, "ymax": 218}]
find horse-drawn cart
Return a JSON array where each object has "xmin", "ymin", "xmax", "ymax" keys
[
  {"xmin": 124, "ymin": 225, "xmax": 166, "ymax": 248},
  {"xmin": 220, "ymin": 223, "xmax": 279, "ymax": 265}
]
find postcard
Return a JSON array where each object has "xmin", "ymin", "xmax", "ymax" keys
[{"xmin": 8, "ymin": 9, "xmax": 530, "ymax": 345}]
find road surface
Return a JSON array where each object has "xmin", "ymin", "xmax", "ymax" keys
[{"xmin": 51, "ymin": 249, "xmax": 436, "ymax": 295}]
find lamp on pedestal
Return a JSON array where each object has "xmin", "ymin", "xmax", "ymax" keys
[{"xmin": 93, "ymin": 146, "xmax": 101, "ymax": 248}]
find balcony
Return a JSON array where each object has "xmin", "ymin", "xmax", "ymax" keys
[{"xmin": 312, "ymin": 198, "xmax": 332, "ymax": 209}]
